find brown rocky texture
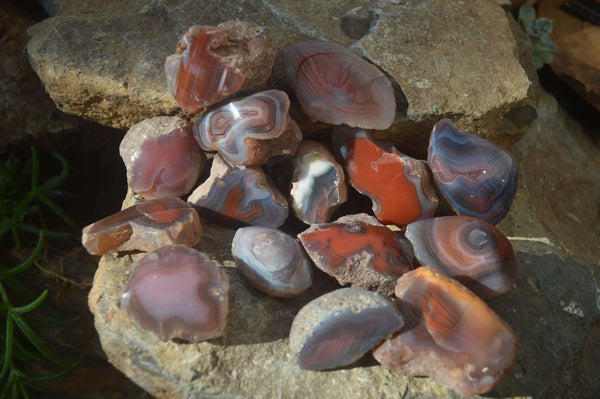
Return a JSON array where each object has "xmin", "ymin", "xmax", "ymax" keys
[{"xmin": 26, "ymin": 0, "xmax": 536, "ymax": 155}]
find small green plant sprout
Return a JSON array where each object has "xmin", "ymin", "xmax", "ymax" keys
[{"xmin": 518, "ymin": 3, "xmax": 559, "ymax": 69}]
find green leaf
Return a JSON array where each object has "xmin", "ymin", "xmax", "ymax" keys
[
  {"xmin": 539, "ymin": 50, "xmax": 554, "ymax": 64},
  {"xmin": 531, "ymin": 36, "xmax": 559, "ymax": 52},
  {"xmin": 519, "ymin": 3, "xmax": 536, "ymax": 28},
  {"xmin": 22, "ymin": 353, "xmax": 83, "ymax": 382},
  {"xmin": 0, "ymin": 314, "xmax": 14, "ymax": 379},
  {"xmin": 11, "ymin": 290, "xmax": 48, "ymax": 314},
  {"xmin": 29, "ymin": 314, "xmax": 79, "ymax": 329},
  {"xmin": 36, "ymin": 196, "xmax": 78, "ymax": 231},
  {"xmin": 29, "ymin": 147, "xmax": 40, "ymax": 191},
  {"xmin": 0, "ymin": 231, "xmax": 44, "ymax": 279},
  {"xmin": 533, "ymin": 53, "xmax": 544, "ymax": 69}
]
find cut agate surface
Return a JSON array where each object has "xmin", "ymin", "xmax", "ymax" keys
[
  {"xmin": 428, "ymin": 118, "xmax": 518, "ymax": 224},
  {"xmin": 405, "ymin": 216, "xmax": 518, "ymax": 298},
  {"xmin": 373, "ymin": 267, "xmax": 518, "ymax": 396},
  {"xmin": 119, "ymin": 116, "xmax": 206, "ymax": 199},
  {"xmin": 194, "ymin": 90, "xmax": 302, "ymax": 166},
  {"xmin": 81, "ymin": 198, "xmax": 202, "ymax": 255},
  {"xmin": 283, "ymin": 40, "xmax": 395, "ymax": 130},
  {"xmin": 232, "ymin": 226, "xmax": 313, "ymax": 297},
  {"xmin": 121, "ymin": 245, "xmax": 229, "ymax": 342},
  {"xmin": 333, "ymin": 127, "xmax": 437, "ymax": 226},
  {"xmin": 289, "ymin": 288, "xmax": 404, "ymax": 370}
]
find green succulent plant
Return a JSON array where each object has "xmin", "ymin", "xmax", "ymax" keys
[{"xmin": 518, "ymin": 3, "xmax": 559, "ymax": 69}]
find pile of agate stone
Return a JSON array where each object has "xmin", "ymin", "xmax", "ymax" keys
[{"xmin": 82, "ymin": 22, "xmax": 521, "ymax": 396}]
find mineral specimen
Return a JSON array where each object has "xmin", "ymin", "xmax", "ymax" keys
[
  {"xmin": 165, "ymin": 22, "xmax": 276, "ymax": 114},
  {"xmin": 119, "ymin": 116, "xmax": 206, "ymax": 199},
  {"xmin": 427, "ymin": 118, "xmax": 518, "ymax": 224},
  {"xmin": 283, "ymin": 40, "xmax": 395, "ymax": 130},
  {"xmin": 373, "ymin": 267, "xmax": 518, "ymax": 396},
  {"xmin": 231, "ymin": 226, "xmax": 313, "ymax": 297},
  {"xmin": 120, "ymin": 245, "xmax": 229, "ymax": 342},
  {"xmin": 81, "ymin": 198, "xmax": 202, "ymax": 255},
  {"xmin": 332, "ymin": 127, "xmax": 438, "ymax": 227},
  {"xmin": 193, "ymin": 90, "xmax": 302, "ymax": 166},
  {"xmin": 289, "ymin": 288, "xmax": 404, "ymax": 370},
  {"xmin": 188, "ymin": 154, "xmax": 288, "ymax": 228}
]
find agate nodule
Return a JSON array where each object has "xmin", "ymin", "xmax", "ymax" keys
[
  {"xmin": 428, "ymin": 118, "xmax": 518, "ymax": 224},
  {"xmin": 405, "ymin": 216, "xmax": 518, "ymax": 298},
  {"xmin": 165, "ymin": 22, "xmax": 276, "ymax": 114},
  {"xmin": 290, "ymin": 141, "xmax": 348, "ymax": 224},
  {"xmin": 290, "ymin": 288, "xmax": 404, "ymax": 370},
  {"xmin": 373, "ymin": 267, "xmax": 518, "ymax": 396},
  {"xmin": 194, "ymin": 90, "xmax": 302, "ymax": 166},
  {"xmin": 232, "ymin": 226, "xmax": 313, "ymax": 297},
  {"xmin": 283, "ymin": 40, "xmax": 395, "ymax": 130},
  {"xmin": 333, "ymin": 127, "xmax": 437, "ymax": 227},
  {"xmin": 119, "ymin": 116, "xmax": 206, "ymax": 199},
  {"xmin": 81, "ymin": 198, "xmax": 202, "ymax": 255},
  {"xmin": 121, "ymin": 245, "xmax": 229, "ymax": 342}
]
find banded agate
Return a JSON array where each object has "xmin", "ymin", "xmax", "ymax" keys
[
  {"xmin": 283, "ymin": 40, "xmax": 395, "ymax": 130},
  {"xmin": 194, "ymin": 90, "xmax": 302, "ymax": 166},
  {"xmin": 428, "ymin": 119, "xmax": 518, "ymax": 224}
]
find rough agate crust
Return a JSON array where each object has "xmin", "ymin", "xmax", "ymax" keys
[
  {"xmin": 193, "ymin": 90, "xmax": 302, "ymax": 166},
  {"xmin": 405, "ymin": 216, "xmax": 518, "ymax": 298},
  {"xmin": 119, "ymin": 116, "xmax": 206, "ymax": 199},
  {"xmin": 373, "ymin": 267, "xmax": 518, "ymax": 396},
  {"xmin": 231, "ymin": 226, "xmax": 313, "ymax": 298},
  {"xmin": 427, "ymin": 118, "xmax": 518, "ymax": 224},
  {"xmin": 283, "ymin": 40, "xmax": 395, "ymax": 130},
  {"xmin": 298, "ymin": 213, "xmax": 413, "ymax": 296},
  {"xmin": 120, "ymin": 245, "xmax": 229, "ymax": 342},
  {"xmin": 290, "ymin": 141, "xmax": 348, "ymax": 224},
  {"xmin": 165, "ymin": 22, "xmax": 276, "ymax": 114},
  {"xmin": 188, "ymin": 154, "xmax": 288, "ymax": 228},
  {"xmin": 81, "ymin": 198, "xmax": 202, "ymax": 255},
  {"xmin": 289, "ymin": 288, "xmax": 404, "ymax": 370},
  {"xmin": 333, "ymin": 127, "xmax": 438, "ymax": 227}
]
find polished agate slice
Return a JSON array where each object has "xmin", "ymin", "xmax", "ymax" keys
[
  {"xmin": 405, "ymin": 216, "xmax": 518, "ymax": 298},
  {"xmin": 283, "ymin": 40, "xmax": 395, "ymax": 130},
  {"xmin": 290, "ymin": 141, "xmax": 348, "ymax": 224},
  {"xmin": 119, "ymin": 116, "xmax": 206, "ymax": 199},
  {"xmin": 165, "ymin": 22, "xmax": 276, "ymax": 114},
  {"xmin": 193, "ymin": 90, "xmax": 302, "ymax": 166},
  {"xmin": 289, "ymin": 288, "xmax": 404, "ymax": 370},
  {"xmin": 373, "ymin": 267, "xmax": 518, "ymax": 396},
  {"xmin": 82, "ymin": 198, "xmax": 202, "ymax": 255},
  {"xmin": 428, "ymin": 119, "xmax": 518, "ymax": 224},
  {"xmin": 298, "ymin": 214, "xmax": 413, "ymax": 296},
  {"xmin": 121, "ymin": 245, "xmax": 229, "ymax": 342},
  {"xmin": 231, "ymin": 226, "xmax": 313, "ymax": 298},
  {"xmin": 188, "ymin": 154, "xmax": 288, "ymax": 228},
  {"xmin": 333, "ymin": 127, "xmax": 438, "ymax": 227}
]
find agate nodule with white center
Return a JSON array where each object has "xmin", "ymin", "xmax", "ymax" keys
[
  {"xmin": 121, "ymin": 245, "xmax": 229, "ymax": 342},
  {"xmin": 427, "ymin": 118, "xmax": 518, "ymax": 224},
  {"xmin": 290, "ymin": 141, "xmax": 347, "ymax": 224},
  {"xmin": 373, "ymin": 267, "xmax": 518, "ymax": 396},
  {"xmin": 82, "ymin": 198, "xmax": 202, "ymax": 255},
  {"xmin": 231, "ymin": 226, "xmax": 313, "ymax": 298},
  {"xmin": 193, "ymin": 90, "xmax": 302, "ymax": 166},
  {"xmin": 283, "ymin": 40, "xmax": 395, "ymax": 130},
  {"xmin": 333, "ymin": 127, "xmax": 437, "ymax": 227},
  {"xmin": 290, "ymin": 288, "xmax": 404, "ymax": 370},
  {"xmin": 165, "ymin": 22, "xmax": 276, "ymax": 114},
  {"xmin": 188, "ymin": 154, "xmax": 288, "ymax": 228},
  {"xmin": 119, "ymin": 116, "xmax": 206, "ymax": 199},
  {"xmin": 405, "ymin": 216, "xmax": 518, "ymax": 298}
]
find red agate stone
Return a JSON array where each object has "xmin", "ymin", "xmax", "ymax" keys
[
  {"xmin": 333, "ymin": 127, "xmax": 438, "ymax": 227},
  {"xmin": 298, "ymin": 214, "xmax": 413, "ymax": 295},
  {"xmin": 119, "ymin": 116, "xmax": 206, "ymax": 199},
  {"xmin": 289, "ymin": 288, "xmax": 404, "ymax": 370},
  {"xmin": 193, "ymin": 90, "xmax": 302, "ymax": 166},
  {"xmin": 187, "ymin": 154, "xmax": 288, "ymax": 228},
  {"xmin": 373, "ymin": 267, "xmax": 518, "ymax": 396},
  {"xmin": 121, "ymin": 245, "xmax": 229, "ymax": 342},
  {"xmin": 283, "ymin": 40, "xmax": 395, "ymax": 130},
  {"xmin": 405, "ymin": 216, "xmax": 518, "ymax": 298},
  {"xmin": 165, "ymin": 22, "xmax": 276, "ymax": 114},
  {"xmin": 428, "ymin": 119, "xmax": 518, "ymax": 224},
  {"xmin": 81, "ymin": 198, "xmax": 202, "ymax": 255}
]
